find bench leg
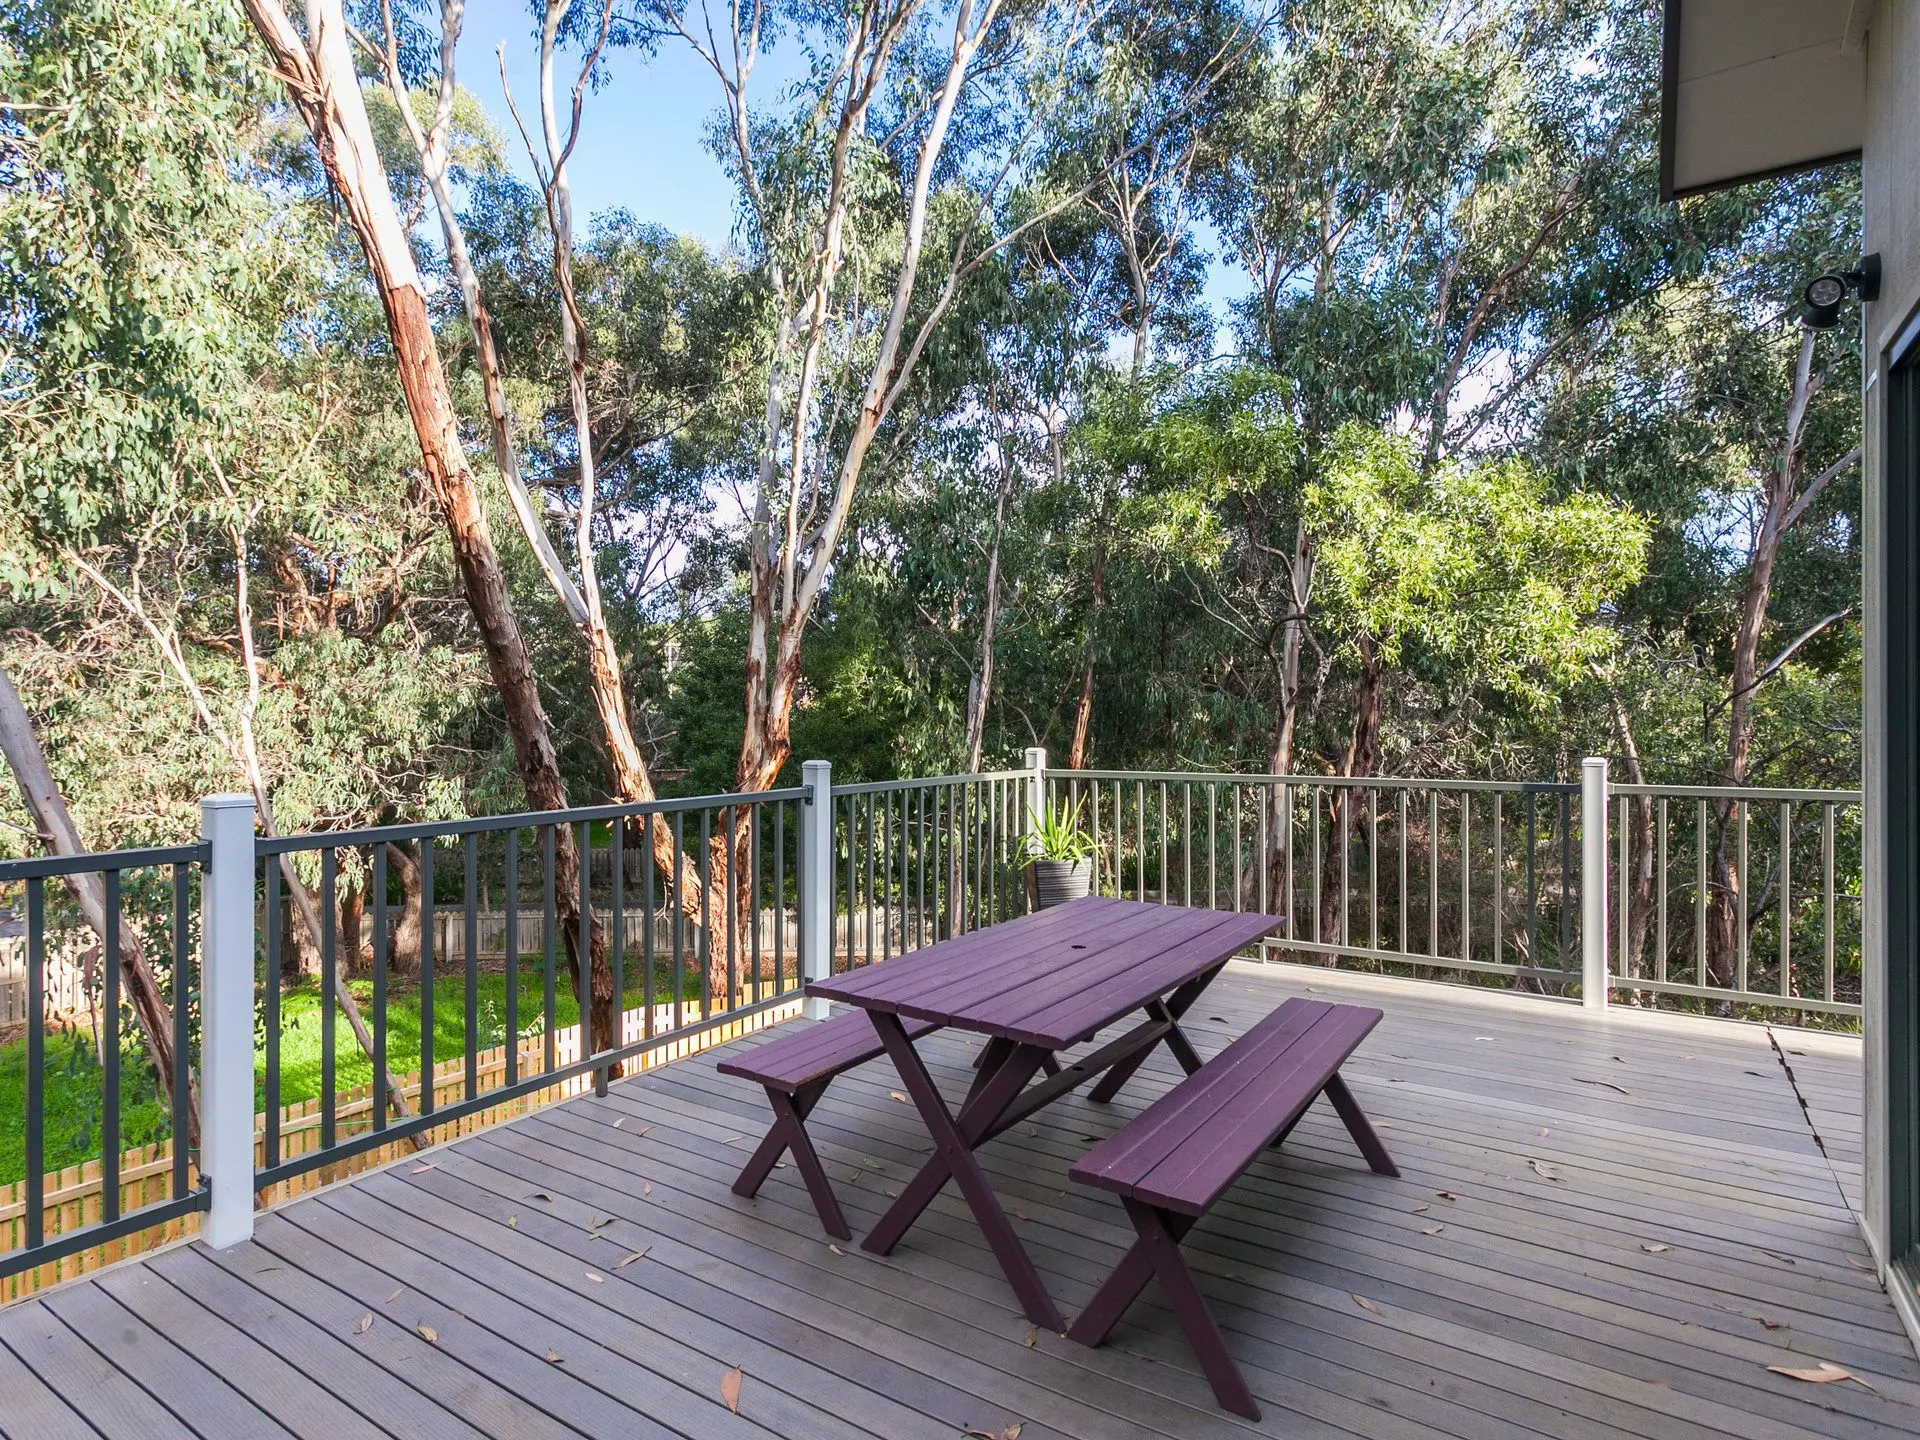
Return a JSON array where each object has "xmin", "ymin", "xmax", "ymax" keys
[
  {"xmin": 1325, "ymin": 1073, "xmax": 1399, "ymax": 1177},
  {"xmin": 1119, "ymin": 1199, "xmax": 1261, "ymax": 1421},
  {"xmin": 1067, "ymin": 1211, "xmax": 1193, "ymax": 1348},
  {"xmin": 731, "ymin": 1081, "xmax": 852, "ymax": 1241}
]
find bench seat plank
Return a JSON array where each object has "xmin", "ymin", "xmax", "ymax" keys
[
  {"xmin": 717, "ymin": 1011, "xmax": 937, "ymax": 1093},
  {"xmin": 1070, "ymin": 998, "xmax": 1382, "ymax": 1215}
]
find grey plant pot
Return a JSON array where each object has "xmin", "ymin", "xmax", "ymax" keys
[{"xmin": 1029, "ymin": 858, "xmax": 1093, "ymax": 910}]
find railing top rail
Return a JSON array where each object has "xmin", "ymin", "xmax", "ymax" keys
[
  {"xmin": 0, "ymin": 841, "xmax": 207, "ymax": 881},
  {"xmin": 829, "ymin": 769, "xmax": 1027, "ymax": 798},
  {"xmin": 257, "ymin": 786, "xmax": 809, "ymax": 857},
  {"xmin": 1049, "ymin": 769, "xmax": 1578, "ymax": 795},
  {"xmin": 1611, "ymin": 783, "xmax": 1862, "ymax": 804}
]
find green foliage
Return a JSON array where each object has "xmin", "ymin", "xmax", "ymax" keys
[
  {"xmin": 1307, "ymin": 425, "xmax": 1649, "ymax": 707},
  {"xmin": 1021, "ymin": 800, "xmax": 1095, "ymax": 863}
]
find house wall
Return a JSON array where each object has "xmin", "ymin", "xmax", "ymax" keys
[{"xmin": 1862, "ymin": 0, "xmax": 1920, "ymax": 1352}]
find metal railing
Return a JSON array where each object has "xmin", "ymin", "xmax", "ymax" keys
[
  {"xmin": 1608, "ymin": 783, "xmax": 1862, "ymax": 1016},
  {"xmin": 1049, "ymin": 769, "xmax": 1588, "ymax": 987},
  {"xmin": 252, "ymin": 786, "xmax": 808, "ymax": 1190},
  {"xmin": 0, "ymin": 753, "xmax": 1866, "ymax": 1287},
  {"xmin": 0, "ymin": 844, "xmax": 208, "ymax": 1280},
  {"xmin": 831, "ymin": 768, "xmax": 1034, "ymax": 966}
]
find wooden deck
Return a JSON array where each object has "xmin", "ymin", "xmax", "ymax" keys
[{"xmin": 2, "ymin": 962, "xmax": 1914, "ymax": 1439}]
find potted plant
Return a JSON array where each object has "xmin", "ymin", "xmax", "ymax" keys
[{"xmin": 1022, "ymin": 800, "xmax": 1095, "ymax": 909}]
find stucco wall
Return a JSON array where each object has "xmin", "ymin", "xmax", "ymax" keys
[{"xmin": 1862, "ymin": 0, "xmax": 1920, "ymax": 1346}]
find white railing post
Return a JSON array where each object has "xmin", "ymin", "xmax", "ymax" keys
[
  {"xmin": 1580, "ymin": 757, "xmax": 1609, "ymax": 1013},
  {"xmin": 800, "ymin": 760, "xmax": 833, "ymax": 1020},
  {"xmin": 199, "ymin": 792, "xmax": 256, "ymax": 1248},
  {"xmin": 1024, "ymin": 746, "xmax": 1048, "ymax": 833}
]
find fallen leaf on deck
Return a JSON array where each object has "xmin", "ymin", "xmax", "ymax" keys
[
  {"xmin": 889, "ymin": 1091, "xmax": 909, "ymax": 1104},
  {"xmin": 1767, "ymin": 1361, "xmax": 1872, "ymax": 1390},
  {"xmin": 863, "ymin": 1158, "xmax": 880, "ymax": 1169},
  {"xmin": 1421, "ymin": 1226, "xmax": 1444, "ymax": 1236},
  {"xmin": 614, "ymin": 1249, "xmax": 649, "ymax": 1269},
  {"xmin": 964, "ymin": 1426, "xmax": 1024, "ymax": 1440},
  {"xmin": 1846, "ymin": 1255, "xmax": 1876, "ymax": 1271},
  {"xmin": 586, "ymin": 1271, "xmax": 605, "ymax": 1284},
  {"xmin": 416, "ymin": 1324, "xmax": 438, "ymax": 1344},
  {"xmin": 721, "ymin": 1365, "xmax": 744, "ymax": 1414},
  {"xmin": 529, "ymin": 1191, "xmax": 554, "ymax": 1202},
  {"xmin": 507, "ymin": 1216, "xmax": 518, "ymax": 1227},
  {"xmin": 1529, "ymin": 1159, "xmax": 1563, "ymax": 1182},
  {"xmin": 1412, "ymin": 1204, "xmax": 1430, "ymax": 1214},
  {"xmin": 589, "ymin": 1215, "xmax": 613, "ymax": 1230},
  {"xmin": 1758, "ymin": 1318, "xmax": 1785, "ymax": 1331},
  {"xmin": 1024, "ymin": 1328, "xmax": 1038, "ymax": 1347},
  {"xmin": 643, "ymin": 1182, "xmax": 653, "ymax": 1197},
  {"xmin": 1574, "ymin": 1078, "xmax": 1630, "ymax": 1095},
  {"xmin": 1474, "ymin": 1036, "xmax": 1493, "ymax": 1043},
  {"xmin": 1021, "ymin": 1123, "xmax": 1038, "ymax": 1137},
  {"xmin": 829, "ymin": 1244, "xmax": 844, "ymax": 1256},
  {"xmin": 1436, "ymin": 1191, "xmax": 1457, "ymax": 1202},
  {"xmin": 386, "ymin": 1288, "xmax": 403, "ymax": 1304},
  {"xmin": 1011, "ymin": 1207, "xmax": 1028, "ymax": 1221},
  {"xmin": 355, "ymin": 1314, "xmax": 372, "ymax": 1334},
  {"xmin": 1640, "ymin": 1243, "xmax": 1670, "ymax": 1254},
  {"xmin": 411, "ymin": 1161, "xmax": 439, "ymax": 1174},
  {"xmin": 1539, "ymin": 1129, "xmax": 1550, "ymax": 1137},
  {"xmin": 1209, "ymin": 1016, "xmax": 1227, "ymax": 1024},
  {"xmin": 1756, "ymin": 1248, "xmax": 1796, "ymax": 1265},
  {"xmin": 546, "ymin": 1350, "xmax": 564, "ymax": 1365},
  {"xmin": 1353, "ymin": 1294, "xmax": 1385, "ymax": 1316},
  {"xmin": 1376, "ymin": 1121, "xmax": 1394, "ymax": 1129},
  {"xmin": 775, "ymin": 1161, "xmax": 788, "ymax": 1169},
  {"xmin": 613, "ymin": 1117, "xmax": 624, "ymax": 1128}
]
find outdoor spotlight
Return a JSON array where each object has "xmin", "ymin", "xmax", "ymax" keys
[{"xmin": 1802, "ymin": 254, "xmax": 1883, "ymax": 329}]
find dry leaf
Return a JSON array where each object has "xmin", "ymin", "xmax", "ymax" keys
[
  {"xmin": 643, "ymin": 1182, "xmax": 653, "ymax": 1197},
  {"xmin": 585, "ymin": 1272, "xmax": 605, "ymax": 1284},
  {"xmin": 1011, "ymin": 1208, "xmax": 1028, "ymax": 1222},
  {"xmin": 416, "ymin": 1324, "xmax": 438, "ymax": 1344},
  {"xmin": 1529, "ymin": 1159, "xmax": 1563, "ymax": 1182},
  {"xmin": 546, "ymin": 1350, "xmax": 564, "ymax": 1365},
  {"xmin": 1023, "ymin": 1328, "xmax": 1038, "ymax": 1348},
  {"xmin": 828, "ymin": 1244, "xmax": 845, "ymax": 1256},
  {"xmin": 1353, "ymin": 1294, "xmax": 1385, "ymax": 1317},
  {"xmin": 1474, "ymin": 1036, "xmax": 1493, "ymax": 1043},
  {"xmin": 411, "ymin": 1161, "xmax": 440, "ymax": 1174},
  {"xmin": 386, "ymin": 1288, "xmax": 403, "ymax": 1304},
  {"xmin": 612, "ymin": 1117, "xmax": 624, "ymax": 1128},
  {"xmin": 1640, "ymin": 1243, "xmax": 1670, "ymax": 1254},
  {"xmin": 1767, "ymin": 1361, "xmax": 1872, "ymax": 1390},
  {"xmin": 889, "ymin": 1091, "xmax": 909, "ymax": 1104},
  {"xmin": 1758, "ymin": 1318, "xmax": 1785, "ymax": 1331},
  {"xmin": 963, "ymin": 1427, "xmax": 1024, "ymax": 1440},
  {"xmin": 1846, "ymin": 1255, "xmax": 1876, "ymax": 1271},
  {"xmin": 1412, "ymin": 1204, "xmax": 1431, "ymax": 1214},
  {"xmin": 1574, "ymin": 1077, "xmax": 1630, "ymax": 1095},
  {"xmin": 720, "ymin": 1365, "xmax": 744, "ymax": 1414},
  {"xmin": 355, "ymin": 1313, "xmax": 373, "ymax": 1334},
  {"xmin": 614, "ymin": 1249, "xmax": 650, "ymax": 1269},
  {"xmin": 506, "ymin": 1216, "xmax": 518, "ymax": 1228},
  {"xmin": 1538, "ymin": 1129, "xmax": 1550, "ymax": 1138},
  {"xmin": 529, "ymin": 1191, "xmax": 554, "ymax": 1202},
  {"xmin": 1435, "ymin": 1191, "xmax": 1458, "ymax": 1202},
  {"xmin": 1421, "ymin": 1226, "xmax": 1444, "ymax": 1236},
  {"xmin": 1757, "ymin": 1247, "xmax": 1796, "ymax": 1266}
]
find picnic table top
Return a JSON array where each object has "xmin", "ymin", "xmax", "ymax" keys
[{"xmin": 806, "ymin": 897, "xmax": 1284, "ymax": 1050}]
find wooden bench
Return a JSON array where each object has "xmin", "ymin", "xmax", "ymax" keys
[
  {"xmin": 1066, "ymin": 997, "xmax": 1398, "ymax": 1419},
  {"xmin": 718, "ymin": 1011, "xmax": 938, "ymax": 1239}
]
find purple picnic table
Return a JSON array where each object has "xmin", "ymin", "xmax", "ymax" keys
[{"xmin": 806, "ymin": 895, "xmax": 1284, "ymax": 1330}]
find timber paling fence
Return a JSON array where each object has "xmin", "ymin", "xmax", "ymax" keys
[{"xmin": 0, "ymin": 755, "xmax": 1863, "ymax": 1293}]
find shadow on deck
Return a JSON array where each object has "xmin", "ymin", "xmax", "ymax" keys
[{"xmin": 1, "ymin": 962, "xmax": 1913, "ymax": 1439}]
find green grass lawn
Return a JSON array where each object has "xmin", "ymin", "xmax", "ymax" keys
[{"xmin": 0, "ymin": 958, "xmax": 715, "ymax": 1186}]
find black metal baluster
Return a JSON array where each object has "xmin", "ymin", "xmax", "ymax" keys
[
  {"xmin": 421, "ymin": 838, "xmax": 436, "ymax": 1113},
  {"xmin": 726, "ymin": 806, "xmax": 739, "ymax": 1011},
  {"xmin": 503, "ymin": 829, "xmax": 518, "ymax": 1086},
  {"xmin": 612, "ymin": 817, "xmax": 625, "ymax": 1049},
  {"xmin": 374, "ymin": 843, "xmax": 391, "ymax": 1122},
  {"xmin": 698, "ymin": 807, "xmax": 713, "ymax": 1020},
  {"xmin": 672, "ymin": 812, "xmax": 685, "ymax": 1029},
  {"xmin": 102, "ymin": 867, "xmax": 121, "ymax": 1223},
  {"xmin": 542, "ymin": 825, "xmax": 557, "ymax": 1076},
  {"xmin": 320, "ymin": 847, "xmax": 337, "ymax": 1151},
  {"xmin": 773, "ymin": 802, "xmax": 785, "ymax": 994},
  {"xmin": 25, "ymin": 877, "xmax": 45, "ymax": 1248},
  {"xmin": 463, "ymin": 834, "xmax": 478, "ymax": 1101},
  {"xmin": 749, "ymin": 803, "xmax": 761, "ymax": 1001},
  {"xmin": 171, "ymin": 862, "xmax": 190, "ymax": 1197},
  {"xmin": 264, "ymin": 861, "xmax": 282, "ymax": 1162},
  {"xmin": 643, "ymin": 818, "xmax": 657, "ymax": 1034}
]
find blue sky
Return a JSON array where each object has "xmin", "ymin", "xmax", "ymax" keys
[{"xmin": 454, "ymin": 0, "xmax": 1251, "ymax": 329}]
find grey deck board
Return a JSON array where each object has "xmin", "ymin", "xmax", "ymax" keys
[{"xmin": 1, "ymin": 960, "xmax": 1913, "ymax": 1439}]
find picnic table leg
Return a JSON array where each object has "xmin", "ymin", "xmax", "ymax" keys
[
  {"xmin": 1324, "ymin": 1073, "xmax": 1399, "ymax": 1176},
  {"xmin": 1122, "ymin": 1198, "xmax": 1260, "ymax": 1421},
  {"xmin": 1087, "ymin": 965, "xmax": 1222, "ymax": 1104},
  {"xmin": 962, "ymin": 1036, "xmax": 1014, "ymax": 1110},
  {"xmin": 865, "ymin": 1013, "xmax": 1064, "ymax": 1331}
]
